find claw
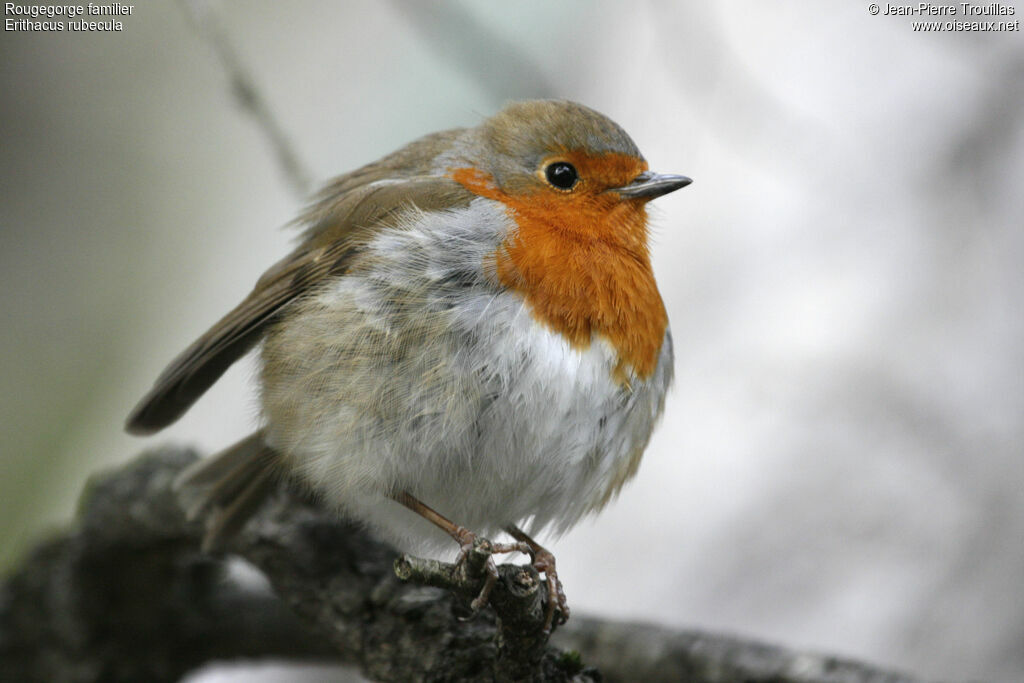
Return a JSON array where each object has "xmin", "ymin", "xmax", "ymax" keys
[
  {"xmin": 452, "ymin": 530, "xmax": 531, "ymax": 614},
  {"xmin": 505, "ymin": 525, "xmax": 568, "ymax": 632},
  {"xmin": 532, "ymin": 547, "xmax": 569, "ymax": 632},
  {"xmin": 470, "ymin": 555, "xmax": 499, "ymax": 611}
]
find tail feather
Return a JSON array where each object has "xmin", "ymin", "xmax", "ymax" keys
[
  {"xmin": 174, "ymin": 430, "xmax": 280, "ymax": 551},
  {"xmin": 201, "ymin": 465, "xmax": 276, "ymax": 552}
]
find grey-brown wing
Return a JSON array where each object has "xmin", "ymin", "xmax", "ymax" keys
[{"xmin": 125, "ymin": 175, "xmax": 472, "ymax": 435}]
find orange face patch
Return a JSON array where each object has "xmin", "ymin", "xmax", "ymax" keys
[{"xmin": 451, "ymin": 153, "xmax": 668, "ymax": 381}]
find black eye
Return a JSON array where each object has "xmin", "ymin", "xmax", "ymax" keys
[{"xmin": 544, "ymin": 162, "xmax": 578, "ymax": 190}]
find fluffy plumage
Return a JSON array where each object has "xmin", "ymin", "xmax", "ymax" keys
[
  {"xmin": 128, "ymin": 99, "xmax": 684, "ymax": 558},
  {"xmin": 261, "ymin": 198, "xmax": 672, "ymax": 550}
]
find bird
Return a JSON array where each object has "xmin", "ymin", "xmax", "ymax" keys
[{"xmin": 126, "ymin": 99, "xmax": 691, "ymax": 632}]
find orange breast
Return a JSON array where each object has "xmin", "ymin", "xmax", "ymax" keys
[{"xmin": 451, "ymin": 162, "xmax": 667, "ymax": 382}]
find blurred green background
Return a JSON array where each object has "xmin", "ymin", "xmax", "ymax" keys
[{"xmin": 2, "ymin": 2, "xmax": 1022, "ymax": 681}]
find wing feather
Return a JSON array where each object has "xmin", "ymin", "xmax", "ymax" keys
[{"xmin": 125, "ymin": 175, "xmax": 472, "ymax": 434}]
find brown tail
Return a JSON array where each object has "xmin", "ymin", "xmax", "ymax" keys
[{"xmin": 174, "ymin": 430, "xmax": 280, "ymax": 552}]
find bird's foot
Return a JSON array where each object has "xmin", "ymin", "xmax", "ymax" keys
[
  {"xmin": 391, "ymin": 491, "xmax": 565, "ymax": 629},
  {"xmin": 451, "ymin": 526, "xmax": 530, "ymax": 612},
  {"xmin": 531, "ymin": 545, "xmax": 568, "ymax": 633},
  {"xmin": 505, "ymin": 525, "xmax": 568, "ymax": 633}
]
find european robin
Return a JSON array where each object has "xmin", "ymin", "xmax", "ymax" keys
[{"xmin": 126, "ymin": 99, "xmax": 691, "ymax": 631}]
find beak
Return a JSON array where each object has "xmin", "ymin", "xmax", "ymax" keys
[{"xmin": 610, "ymin": 171, "xmax": 692, "ymax": 200}]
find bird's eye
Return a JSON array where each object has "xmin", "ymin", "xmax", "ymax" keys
[{"xmin": 544, "ymin": 162, "xmax": 578, "ymax": 190}]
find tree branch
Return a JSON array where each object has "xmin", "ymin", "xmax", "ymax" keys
[
  {"xmin": 1, "ymin": 447, "xmax": 926, "ymax": 682},
  {"xmin": 176, "ymin": 0, "xmax": 313, "ymax": 198}
]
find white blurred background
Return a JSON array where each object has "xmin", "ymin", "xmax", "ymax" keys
[{"xmin": 2, "ymin": 2, "xmax": 1022, "ymax": 681}]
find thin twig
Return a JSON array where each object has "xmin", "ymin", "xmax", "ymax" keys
[{"xmin": 175, "ymin": 0, "xmax": 314, "ymax": 198}]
